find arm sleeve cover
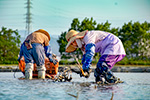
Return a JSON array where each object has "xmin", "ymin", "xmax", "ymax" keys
[
  {"xmin": 82, "ymin": 43, "xmax": 95, "ymax": 70},
  {"xmin": 44, "ymin": 45, "xmax": 53, "ymax": 59},
  {"xmin": 82, "ymin": 54, "xmax": 86, "ymax": 64}
]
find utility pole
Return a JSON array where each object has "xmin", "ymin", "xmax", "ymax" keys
[{"xmin": 25, "ymin": 0, "xmax": 32, "ymax": 35}]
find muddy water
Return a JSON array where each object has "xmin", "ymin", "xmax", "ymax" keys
[{"xmin": 0, "ymin": 72, "xmax": 150, "ymax": 100}]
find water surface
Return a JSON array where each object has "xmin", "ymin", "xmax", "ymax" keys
[{"xmin": 0, "ymin": 72, "xmax": 150, "ymax": 100}]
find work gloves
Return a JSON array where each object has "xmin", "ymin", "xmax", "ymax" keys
[
  {"xmin": 80, "ymin": 68, "xmax": 92, "ymax": 78},
  {"xmin": 49, "ymin": 58, "xmax": 58, "ymax": 65},
  {"xmin": 80, "ymin": 43, "xmax": 95, "ymax": 78}
]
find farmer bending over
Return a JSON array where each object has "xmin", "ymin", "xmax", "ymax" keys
[
  {"xmin": 65, "ymin": 30, "xmax": 126, "ymax": 83},
  {"xmin": 18, "ymin": 29, "xmax": 58, "ymax": 79}
]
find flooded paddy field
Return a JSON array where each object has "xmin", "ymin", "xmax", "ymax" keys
[{"xmin": 0, "ymin": 72, "xmax": 150, "ymax": 100}]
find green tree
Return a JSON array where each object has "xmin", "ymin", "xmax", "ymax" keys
[
  {"xmin": 137, "ymin": 21, "xmax": 150, "ymax": 59},
  {"xmin": 78, "ymin": 17, "xmax": 97, "ymax": 31},
  {"xmin": 95, "ymin": 20, "xmax": 111, "ymax": 32},
  {"xmin": 0, "ymin": 27, "xmax": 21, "ymax": 63},
  {"xmin": 70, "ymin": 18, "xmax": 80, "ymax": 31},
  {"xmin": 119, "ymin": 21, "xmax": 150, "ymax": 59},
  {"xmin": 57, "ymin": 31, "xmax": 70, "ymax": 59}
]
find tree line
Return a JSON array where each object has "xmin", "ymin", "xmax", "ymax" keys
[
  {"xmin": 0, "ymin": 27, "xmax": 21, "ymax": 64},
  {"xmin": 0, "ymin": 17, "xmax": 150, "ymax": 65}
]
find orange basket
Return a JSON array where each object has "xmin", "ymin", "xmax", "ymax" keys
[{"xmin": 18, "ymin": 57, "xmax": 59, "ymax": 78}]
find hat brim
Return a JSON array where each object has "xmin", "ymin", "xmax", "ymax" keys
[
  {"xmin": 65, "ymin": 30, "xmax": 87, "ymax": 53},
  {"xmin": 35, "ymin": 29, "xmax": 50, "ymax": 41},
  {"xmin": 65, "ymin": 44, "xmax": 77, "ymax": 53}
]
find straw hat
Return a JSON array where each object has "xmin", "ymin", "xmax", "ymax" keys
[
  {"xmin": 35, "ymin": 29, "xmax": 50, "ymax": 41},
  {"xmin": 65, "ymin": 30, "xmax": 87, "ymax": 53}
]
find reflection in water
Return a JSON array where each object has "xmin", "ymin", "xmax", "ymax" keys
[{"xmin": 0, "ymin": 72, "xmax": 150, "ymax": 100}]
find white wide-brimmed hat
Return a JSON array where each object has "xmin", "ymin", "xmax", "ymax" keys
[{"xmin": 65, "ymin": 30, "xmax": 87, "ymax": 53}]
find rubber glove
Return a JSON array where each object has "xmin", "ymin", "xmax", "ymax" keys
[{"xmin": 82, "ymin": 43, "xmax": 95, "ymax": 71}]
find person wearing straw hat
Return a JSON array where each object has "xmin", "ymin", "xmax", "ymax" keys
[
  {"xmin": 65, "ymin": 30, "xmax": 126, "ymax": 83},
  {"xmin": 18, "ymin": 29, "xmax": 58, "ymax": 79}
]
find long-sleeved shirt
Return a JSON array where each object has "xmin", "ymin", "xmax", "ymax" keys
[
  {"xmin": 82, "ymin": 30, "xmax": 126, "ymax": 55},
  {"xmin": 25, "ymin": 31, "xmax": 49, "ymax": 46},
  {"xmin": 80, "ymin": 30, "xmax": 126, "ymax": 70}
]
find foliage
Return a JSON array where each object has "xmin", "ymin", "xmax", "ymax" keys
[
  {"xmin": 119, "ymin": 21, "xmax": 150, "ymax": 59},
  {"xmin": 57, "ymin": 32, "xmax": 67, "ymax": 55},
  {"xmin": 0, "ymin": 27, "xmax": 21, "ymax": 64},
  {"xmin": 59, "ymin": 59, "xmax": 77, "ymax": 65},
  {"xmin": 116, "ymin": 57, "xmax": 150, "ymax": 65},
  {"xmin": 95, "ymin": 20, "xmax": 111, "ymax": 32}
]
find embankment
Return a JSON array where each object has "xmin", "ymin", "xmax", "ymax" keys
[{"xmin": 0, "ymin": 65, "xmax": 150, "ymax": 72}]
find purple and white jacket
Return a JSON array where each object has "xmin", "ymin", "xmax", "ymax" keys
[{"xmin": 79, "ymin": 30, "xmax": 126, "ymax": 71}]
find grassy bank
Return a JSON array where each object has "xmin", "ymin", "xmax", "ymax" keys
[
  {"xmin": 59, "ymin": 59, "xmax": 150, "ymax": 66},
  {"xmin": 0, "ymin": 59, "xmax": 149, "ymax": 68}
]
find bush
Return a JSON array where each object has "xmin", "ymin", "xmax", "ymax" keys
[
  {"xmin": 0, "ymin": 60, "xmax": 18, "ymax": 65},
  {"xmin": 59, "ymin": 60, "xmax": 77, "ymax": 65},
  {"xmin": 59, "ymin": 57, "xmax": 150, "ymax": 65}
]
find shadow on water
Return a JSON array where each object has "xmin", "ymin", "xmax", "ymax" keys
[{"xmin": 0, "ymin": 72, "xmax": 150, "ymax": 100}]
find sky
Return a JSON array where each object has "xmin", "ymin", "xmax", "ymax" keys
[{"xmin": 0, "ymin": 0, "xmax": 150, "ymax": 38}]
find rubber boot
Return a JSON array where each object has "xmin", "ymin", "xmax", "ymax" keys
[
  {"xmin": 94, "ymin": 68, "xmax": 106, "ymax": 84},
  {"xmin": 25, "ymin": 63, "xmax": 33, "ymax": 80},
  {"xmin": 95, "ymin": 75, "xmax": 106, "ymax": 84},
  {"xmin": 38, "ymin": 71, "xmax": 45, "ymax": 79},
  {"xmin": 25, "ymin": 70, "xmax": 33, "ymax": 79},
  {"xmin": 96, "ymin": 62, "xmax": 118, "ymax": 83},
  {"xmin": 103, "ymin": 70, "xmax": 118, "ymax": 83},
  {"xmin": 37, "ymin": 65, "xmax": 46, "ymax": 79}
]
